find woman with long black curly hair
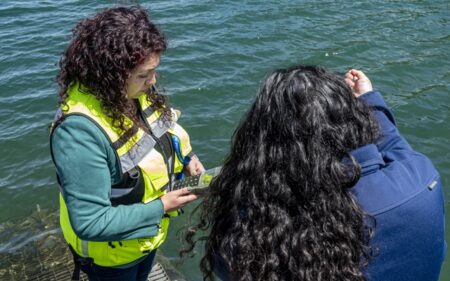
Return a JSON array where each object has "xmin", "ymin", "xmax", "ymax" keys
[
  {"xmin": 50, "ymin": 6, "xmax": 204, "ymax": 281},
  {"xmin": 184, "ymin": 66, "xmax": 445, "ymax": 281}
]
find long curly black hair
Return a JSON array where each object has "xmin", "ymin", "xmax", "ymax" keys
[
  {"xmin": 184, "ymin": 66, "xmax": 379, "ymax": 281},
  {"xmin": 57, "ymin": 6, "xmax": 168, "ymax": 135}
]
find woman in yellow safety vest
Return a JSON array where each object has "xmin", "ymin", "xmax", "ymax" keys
[{"xmin": 50, "ymin": 6, "xmax": 204, "ymax": 281}]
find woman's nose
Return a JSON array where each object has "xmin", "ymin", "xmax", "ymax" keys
[{"xmin": 145, "ymin": 75, "xmax": 156, "ymax": 86}]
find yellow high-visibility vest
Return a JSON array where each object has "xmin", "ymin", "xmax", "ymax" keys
[{"xmin": 52, "ymin": 82, "xmax": 191, "ymax": 267}]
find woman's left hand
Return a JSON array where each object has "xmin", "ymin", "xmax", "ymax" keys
[{"xmin": 185, "ymin": 155, "xmax": 205, "ymax": 176}]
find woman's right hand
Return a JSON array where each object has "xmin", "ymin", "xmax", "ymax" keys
[
  {"xmin": 160, "ymin": 188, "xmax": 198, "ymax": 213},
  {"xmin": 344, "ymin": 69, "xmax": 373, "ymax": 97}
]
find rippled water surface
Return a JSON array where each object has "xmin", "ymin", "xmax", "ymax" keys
[{"xmin": 0, "ymin": 0, "xmax": 449, "ymax": 280}]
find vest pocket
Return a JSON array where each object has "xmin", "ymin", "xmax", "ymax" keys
[{"xmin": 110, "ymin": 168, "xmax": 145, "ymax": 206}]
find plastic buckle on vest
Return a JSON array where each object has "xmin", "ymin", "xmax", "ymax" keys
[
  {"xmin": 139, "ymin": 239, "xmax": 155, "ymax": 253},
  {"xmin": 78, "ymin": 256, "xmax": 94, "ymax": 266}
]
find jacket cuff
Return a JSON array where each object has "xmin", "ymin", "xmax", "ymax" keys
[
  {"xmin": 155, "ymin": 198, "xmax": 165, "ymax": 219},
  {"xmin": 142, "ymin": 198, "xmax": 165, "ymax": 226},
  {"xmin": 358, "ymin": 90, "xmax": 387, "ymax": 108}
]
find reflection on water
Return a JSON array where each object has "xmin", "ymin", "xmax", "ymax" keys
[
  {"xmin": 0, "ymin": 207, "xmax": 68, "ymax": 280},
  {"xmin": 0, "ymin": 206, "xmax": 186, "ymax": 280},
  {"xmin": 0, "ymin": 0, "xmax": 449, "ymax": 280}
]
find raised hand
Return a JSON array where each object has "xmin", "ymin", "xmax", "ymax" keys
[{"xmin": 344, "ymin": 69, "xmax": 373, "ymax": 97}]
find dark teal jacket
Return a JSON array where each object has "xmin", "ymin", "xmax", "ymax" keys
[{"xmin": 51, "ymin": 116, "xmax": 164, "ymax": 242}]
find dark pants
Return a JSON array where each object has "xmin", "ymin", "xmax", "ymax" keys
[{"xmin": 80, "ymin": 250, "xmax": 156, "ymax": 281}]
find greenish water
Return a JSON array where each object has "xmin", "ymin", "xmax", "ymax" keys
[{"xmin": 0, "ymin": 0, "xmax": 449, "ymax": 280}]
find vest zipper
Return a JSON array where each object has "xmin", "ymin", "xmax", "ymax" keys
[{"xmin": 164, "ymin": 132, "xmax": 175, "ymax": 188}]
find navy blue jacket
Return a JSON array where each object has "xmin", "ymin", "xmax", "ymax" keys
[{"xmin": 352, "ymin": 91, "xmax": 445, "ymax": 281}]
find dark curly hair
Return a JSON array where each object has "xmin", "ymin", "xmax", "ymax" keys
[
  {"xmin": 184, "ymin": 66, "xmax": 379, "ymax": 281},
  {"xmin": 57, "ymin": 6, "xmax": 168, "ymax": 136}
]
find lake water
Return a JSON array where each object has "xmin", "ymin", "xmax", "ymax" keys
[{"xmin": 0, "ymin": 0, "xmax": 449, "ymax": 280}]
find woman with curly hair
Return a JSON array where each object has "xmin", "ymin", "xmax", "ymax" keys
[
  {"xmin": 184, "ymin": 66, "xmax": 445, "ymax": 280},
  {"xmin": 50, "ymin": 6, "xmax": 204, "ymax": 281}
]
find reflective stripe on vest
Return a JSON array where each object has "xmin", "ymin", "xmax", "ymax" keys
[{"xmin": 56, "ymin": 82, "xmax": 192, "ymax": 267}]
